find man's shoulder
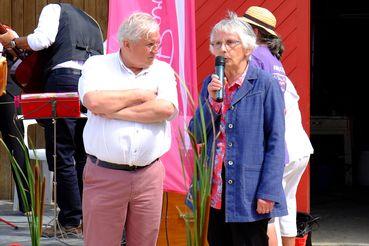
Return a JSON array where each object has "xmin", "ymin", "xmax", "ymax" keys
[
  {"xmin": 43, "ymin": 3, "xmax": 61, "ymax": 12},
  {"xmin": 152, "ymin": 59, "xmax": 174, "ymax": 72}
]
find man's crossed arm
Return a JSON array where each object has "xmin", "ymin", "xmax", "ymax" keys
[{"xmin": 83, "ymin": 89, "xmax": 176, "ymax": 123}]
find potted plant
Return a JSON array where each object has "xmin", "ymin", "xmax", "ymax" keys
[
  {"xmin": 1, "ymin": 136, "xmax": 45, "ymax": 246},
  {"xmin": 177, "ymin": 75, "xmax": 217, "ymax": 246}
]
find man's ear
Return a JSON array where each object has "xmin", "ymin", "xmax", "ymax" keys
[{"xmin": 122, "ymin": 40, "xmax": 130, "ymax": 50}]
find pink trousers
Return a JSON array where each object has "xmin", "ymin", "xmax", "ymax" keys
[{"xmin": 82, "ymin": 158, "xmax": 164, "ymax": 246}]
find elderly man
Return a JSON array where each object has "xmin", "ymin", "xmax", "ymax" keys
[{"xmin": 78, "ymin": 12, "xmax": 178, "ymax": 246}]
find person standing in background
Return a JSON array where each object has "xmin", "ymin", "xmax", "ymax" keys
[
  {"xmin": 0, "ymin": 39, "xmax": 31, "ymax": 215},
  {"xmin": 240, "ymin": 6, "xmax": 314, "ymax": 246},
  {"xmin": 0, "ymin": 3, "xmax": 103, "ymax": 236}
]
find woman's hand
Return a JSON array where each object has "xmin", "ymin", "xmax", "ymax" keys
[
  {"xmin": 207, "ymin": 74, "xmax": 227, "ymax": 100},
  {"xmin": 256, "ymin": 198, "xmax": 275, "ymax": 214}
]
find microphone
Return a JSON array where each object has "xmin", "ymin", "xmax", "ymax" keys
[{"xmin": 215, "ymin": 56, "xmax": 225, "ymax": 102}]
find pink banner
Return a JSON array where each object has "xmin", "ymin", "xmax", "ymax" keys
[{"xmin": 107, "ymin": 0, "xmax": 198, "ymax": 194}]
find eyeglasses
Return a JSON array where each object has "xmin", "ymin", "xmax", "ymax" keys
[
  {"xmin": 211, "ymin": 40, "xmax": 241, "ymax": 50},
  {"xmin": 146, "ymin": 42, "xmax": 162, "ymax": 52}
]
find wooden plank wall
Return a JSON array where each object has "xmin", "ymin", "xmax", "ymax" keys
[
  {"xmin": 0, "ymin": 0, "xmax": 108, "ymax": 199},
  {"xmin": 195, "ymin": 0, "xmax": 311, "ymax": 212},
  {"xmin": 0, "ymin": 0, "xmax": 108, "ymax": 38}
]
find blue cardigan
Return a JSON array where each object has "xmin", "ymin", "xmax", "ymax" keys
[{"xmin": 189, "ymin": 65, "xmax": 287, "ymax": 222}]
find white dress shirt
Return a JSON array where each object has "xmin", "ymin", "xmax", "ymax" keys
[
  {"xmin": 27, "ymin": 4, "xmax": 83, "ymax": 70},
  {"xmin": 78, "ymin": 52, "xmax": 178, "ymax": 166},
  {"xmin": 284, "ymin": 76, "xmax": 314, "ymax": 163}
]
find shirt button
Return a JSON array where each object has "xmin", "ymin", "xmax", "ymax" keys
[
  {"xmin": 228, "ymin": 123, "xmax": 233, "ymax": 129},
  {"xmin": 228, "ymin": 160, "xmax": 233, "ymax": 166},
  {"xmin": 228, "ymin": 142, "xmax": 233, "ymax": 147},
  {"xmin": 228, "ymin": 179, "xmax": 233, "ymax": 185}
]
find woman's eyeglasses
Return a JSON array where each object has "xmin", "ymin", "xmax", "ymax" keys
[{"xmin": 211, "ymin": 40, "xmax": 241, "ymax": 50}]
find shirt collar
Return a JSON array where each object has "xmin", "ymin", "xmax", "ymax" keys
[
  {"xmin": 228, "ymin": 64, "xmax": 249, "ymax": 88},
  {"xmin": 117, "ymin": 51, "xmax": 151, "ymax": 77}
]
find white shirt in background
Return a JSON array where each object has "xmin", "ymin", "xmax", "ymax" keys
[
  {"xmin": 27, "ymin": 4, "xmax": 83, "ymax": 70},
  {"xmin": 284, "ymin": 76, "xmax": 314, "ymax": 162}
]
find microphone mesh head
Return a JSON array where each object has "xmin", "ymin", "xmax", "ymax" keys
[{"xmin": 215, "ymin": 56, "xmax": 225, "ymax": 66}]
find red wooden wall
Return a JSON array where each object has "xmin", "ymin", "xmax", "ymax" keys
[{"xmin": 195, "ymin": 0, "xmax": 311, "ymax": 212}]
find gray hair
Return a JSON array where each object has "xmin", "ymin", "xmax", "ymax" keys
[
  {"xmin": 117, "ymin": 12, "xmax": 160, "ymax": 43},
  {"xmin": 209, "ymin": 11, "xmax": 256, "ymax": 54}
]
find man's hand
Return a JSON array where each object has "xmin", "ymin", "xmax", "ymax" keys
[
  {"xmin": 256, "ymin": 198, "xmax": 275, "ymax": 214},
  {"xmin": 0, "ymin": 30, "xmax": 16, "ymax": 48},
  {"xmin": 207, "ymin": 74, "xmax": 227, "ymax": 100},
  {"xmin": 140, "ymin": 89, "xmax": 157, "ymax": 102}
]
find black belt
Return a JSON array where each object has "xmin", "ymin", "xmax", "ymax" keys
[
  {"xmin": 88, "ymin": 155, "xmax": 158, "ymax": 171},
  {"xmin": 50, "ymin": 68, "xmax": 82, "ymax": 76}
]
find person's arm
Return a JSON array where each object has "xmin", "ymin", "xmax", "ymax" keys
[
  {"xmin": 82, "ymin": 89, "xmax": 156, "ymax": 115},
  {"xmin": 26, "ymin": 4, "xmax": 60, "ymax": 51},
  {"xmin": 102, "ymin": 64, "xmax": 178, "ymax": 123},
  {"xmin": 256, "ymin": 75, "xmax": 286, "ymax": 205},
  {"xmin": 12, "ymin": 37, "xmax": 30, "ymax": 50},
  {"xmin": 103, "ymin": 99, "xmax": 176, "ymax": 123},
  {"xmin": 0, "ymin": 4, "xmax": 60, "ymax": 51}
]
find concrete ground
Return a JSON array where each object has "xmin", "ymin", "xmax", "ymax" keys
[
  {"xmin": 0, "ymin": 201, "xmax": 82, "ymax": 246},
  {"xmin": 1, "ymin": 187, "xmax": 369, "ymax": 246},
  {"xmin": 310, "ymin": 187, "xmax": 369, "ymax": 246}
]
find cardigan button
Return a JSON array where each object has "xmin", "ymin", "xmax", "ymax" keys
[
  {"xmin": 228, "ymin": 179, "xmax": 233, "ymax": 185},
  {"xmin": 228, "ymin": 142, "xmax": 233, "ymax": 147},
  {"xmin": 228, "ymin": 160, "xmax": 233, "ymax": 165},
  {"xmin": 230, "ymin": 105, "xmax": 235, "ymax": 110},
  {"xmin": 228, "ymin": 123, "xmax": 233, "ymax": 129}
]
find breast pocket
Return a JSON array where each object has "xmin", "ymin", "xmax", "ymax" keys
[{"xmin": 135, "ymin": 75, "xmax": 159, "ymax": 92}]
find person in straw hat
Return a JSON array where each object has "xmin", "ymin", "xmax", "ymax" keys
[{"xmin": 240, "ymin": 6, "xmax": 314, "ymax": 246}]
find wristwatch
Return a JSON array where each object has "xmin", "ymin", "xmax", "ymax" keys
[{"xmin": 9, "ymin": 38, "xmax": 17, "ymax": 49}]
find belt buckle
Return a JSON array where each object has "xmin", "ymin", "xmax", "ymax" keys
[{"xmin": 130, "ymin": 165, "xmax": 139, "ymax": 171}]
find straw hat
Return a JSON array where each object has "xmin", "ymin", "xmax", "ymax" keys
[{"xmin": 240, "ymin": 6, "xmax": 277, "ymax": 36}]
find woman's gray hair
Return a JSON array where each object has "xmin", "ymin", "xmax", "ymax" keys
[
  {"xmin": 210, "ymin": 11, "xmax": 256, "ymax": 54},
  {"xmin": 117, "ymin": 12, "xmax": 160, "ymax": 43}
]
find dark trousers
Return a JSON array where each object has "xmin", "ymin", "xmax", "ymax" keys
[
  {"xmin": 207, "ymin": 168, "xmax": 269, "ymax": 246},
  {"xmin": 0, "ymin": 92, "xmax": 31, "ymax": 213},
  {"xmin": 42, "ymin": 69, "xmax": 86, "ymax": 227}
]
